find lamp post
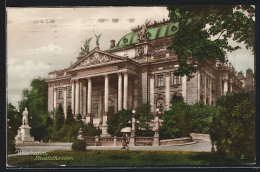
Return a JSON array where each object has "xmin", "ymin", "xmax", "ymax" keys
[
  {"xmin": 153, "ymin": 106, "xmax": 162, "ymax": 146},
  {"xmin": 129, "ymin": 109, "xmax": 136, "ymax": 146}
]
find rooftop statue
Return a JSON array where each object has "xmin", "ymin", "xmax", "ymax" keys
[
  {"xmin": 93, "ymin": 31, "xmax": 102, "ymax": 47},
  {"xmin": 81, "ymin": 37, "xmax": 92, "ymax": 53},
  {"xmin": 139, "ymin": 20, "xmax": 150, "ymax": 41}
]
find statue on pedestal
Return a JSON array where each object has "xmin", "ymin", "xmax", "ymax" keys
[
  {"xmin": 22, "ymin": 107, "xmax": 29, "ymax": 126},
  {"xmin": 16, "ymin": 108, "xmax": 34, "ymax": 142}
]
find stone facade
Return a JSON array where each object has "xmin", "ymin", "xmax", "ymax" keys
[{"xmin": 46, "ymin": 20, "xmax": 253, "ymax": 136}]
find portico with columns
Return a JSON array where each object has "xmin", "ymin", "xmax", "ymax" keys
[{"xmin": 65, "ymin": 49, "xmax": 139, "ymax": 136}]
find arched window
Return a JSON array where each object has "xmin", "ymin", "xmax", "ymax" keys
[
  {"xmin": 92, "ymin": 103, "xmax": 98, "ymax": 117},
  {"xmin": 108, "ymin": 99, "xmax": 114, "ymax": 107}
]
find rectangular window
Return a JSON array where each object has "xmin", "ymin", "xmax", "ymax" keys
[
  {"xmin": 200, "ymin": 75, "xmax": 203, "ymax": 85},
  {"xmin": 68, "ymin": 87, "xmax": 72, "ymax": 98},
  {"xmin": 173, "ymin": 75, "xmax": 180, "ymax": 85},
  {"xmin": 58, "ymin": 90, "xmax": 63, "ymax": 98},
  {"xmin": 157, "ymin": 75, "xmax": 164, "ymax": 87},
  {"xmin": 206, "ymin": 78, "xmax": 209, "ymax": 88}
]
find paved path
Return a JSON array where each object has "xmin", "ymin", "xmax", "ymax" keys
[{"xmin": 12, "ymin": 139, "xmax": 215, "ymax": 156}]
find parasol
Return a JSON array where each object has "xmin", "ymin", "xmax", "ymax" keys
[{"xmin": 120, "ymin": 127, "xmax": 132, "ymax": 133}]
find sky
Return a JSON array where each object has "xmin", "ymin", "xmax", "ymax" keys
[{"xmin": 7, "ymin": 7, "xmax": 255, "ymax": 108}]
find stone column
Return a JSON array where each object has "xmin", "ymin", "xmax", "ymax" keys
[
  {"xmin": 83, "ymin": 82, "xmax": 87, "ymax": 119},
  {"xmin": 209, "ymin": 78, "xmax": 212, "ymax": 105},
  {"xmin": 123, "ymin": 72, "xmax": 128, "ymax": 110},
  {"xmin": 204, "ymin": 75, "xmax": 207, "ymax": 105},
  {"xmin": 165, "ymin": 72, "xmax": 170, "ymax": 110},
  {"xmin": 101, "ymin": 75, "xmax": 110, "ymax": 137},
  {"xmin": 63, "ymin": 87, "xmax": 67, "ymax": 118},
  {"xmin": 133, "ymin": 77, "xmax": 138, "ymax": 108},
  {"xmin": 197, "ymin": 71, "xmax": 200, "ymax": 103},
  {"xmin": 182, "ymin": 75, "xmax": 187, "ymax": 102},
  {"xmin": 118, "ymin": 73, "xmax": 123, "ymax": 111},
  {"xmin": 150, "ymin": 74, "xmax": 155, "ymax": 112},
  {"xmin": 86, "ymin": 77, "xmax": 92, "ymax": 123},
  {"xmin": 53, "ymin": 88, "xmax": 57, "ymax": 109},
  {"xmin": 71, "ymin": 80, "xmax": 75, "ymax": 115},
  {"xmin": 230, "ymin": 79, "xmax": 233, "ymax": 93},
  {"xmin": 79, "ymin": 81, "xmax": 83, "ymax": 115},
  {"xmin": 223, "ymin": 78, "xmax": 228, "ymax": 95},
  {"xmin": 104, "ymin": 74, "xmax": 109, "ymax": 113},
  {"xmin": 75, "ymin": 80, "xmax": 80, "ymax": 115}
]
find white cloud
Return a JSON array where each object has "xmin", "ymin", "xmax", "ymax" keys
[
  {"xmin": 26, "ymin": 43, "xmax": 62, "ymax": 54},
  {"xmin": 7, "ymin": 59, "xmax": 52, "ymax": 107}
]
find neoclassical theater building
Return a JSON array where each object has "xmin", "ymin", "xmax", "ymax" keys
[{"xmin": 46, "ymin": 20, "xmax": 252, "ymax": 136}]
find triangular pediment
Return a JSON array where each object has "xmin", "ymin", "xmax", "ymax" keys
[{"xmin": 69, "ymin": 50, "xmax": 126, "ymax": 70}]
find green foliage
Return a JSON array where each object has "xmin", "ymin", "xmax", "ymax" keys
[
  {"xmin": 159, "ymin": 95, "xmax": 192, "ymax": 139},
  {"xmin": 210, "ymin": 92, "xmax": 255, "ymax": 161},
  {"xmin": 7, "ymin": 150, "xmax": 254, "ymax": 166},
  {"xmin": 237, "ymin": 70, "xmax": 244, "ymax": 76},
  {"xmin": 189, "ymin": 103, "xmax": 219, "ymax": 134},
  {"xmin": 65, "ymin": 105, "xmax": 74, "ymax": 125},
  {"xmin": 107, "ymin": 109, "xmax": 131, "ymax": 136},
  {"xmin": 7, "ymin": 124, "xmax": 16, "ymax": 154},
  {"xmin": 55, "ymin": 104, "xmax": 64, "ymax": 130},
  {"xmin": 51, "ymin": 120, "xmax": 79, "ymax": 142},
  {"xmin": 167, "ymin": 6, "xmax": 255, "ymax": 76},
  {"xmin": 76, "ymin": 114, "xmax": 82, "ymax": 121},
  {"xmin": 71, "ymin": 139, "xmax": 86, "ymax": 151},
  {"xmin": 17, "ymin": 78, "xmax": 51, "ymax": 141},
  {"xmin": 82, "ymin": 123, "xmax": 102, "ymax": 136},
  {"xmin": 135, "ymin": 102, "xmax": 154, "ymax": 136}
]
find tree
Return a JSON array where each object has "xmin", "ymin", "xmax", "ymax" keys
[
  {"xmin": 210, "ymin": 92, "xmax": 255, "ymax": 161},
  {"xmin": 135, "ymin": 103, "xmax": 155, "ymax": 136},
  {"xmin": 7, "ymin": 103, "xmax": 19, "ymax": 154},
  {"xmin": 65, "ymin": 105, "xmax": 74, "ymax": 125},
  {"xmin": 189, "ymin": 103, "xmax": 219, "ymax": 134},
  {"xmin": 55, "ymin": 104, "xmax": 64, "ymax": 130},
  {"xmin": 107, "ymin": 109, "xmax": 132, "ymax": 136},
  {"xmin": 18, "ymin": 78, "xmax": 49, "ymax": 141},
  {"xmin": 159, "ymin": 95, "xmax": 192, "ymax": 139},
  {"xmin": 167, "ymin": 6, "xmax": 255, "ymax": 76}
]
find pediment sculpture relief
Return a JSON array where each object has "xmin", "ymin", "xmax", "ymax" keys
[{"xmin": 76, "ymin": 52, "xmax": 118, "ymax": 68}]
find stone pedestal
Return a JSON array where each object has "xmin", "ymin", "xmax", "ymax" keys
[
  {"xmin": 129, "ymin": 132, "xmax": 135, "ymax": 146},
  {"xmin": 153, "ymin": 132, "xmax": 159, "ymax": 147},
  {"xmin": 19, "ymin": 125, "xmax": 34, "ymax": 142}
]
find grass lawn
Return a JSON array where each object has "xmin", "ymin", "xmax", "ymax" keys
[{"xmin": 7, "ymin": 150, "xmax": 253, "ymax": 167}]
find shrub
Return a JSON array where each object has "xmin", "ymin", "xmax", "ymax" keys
[
  {"xmin": 72, "ymin": 139, "xmax": 86, "ymax": 151},
  {"xmin": 210, "ymin": 92, "xmax": 255, "ymax": 161},
  {"xmin": 82, "ymin": 123, "xmax": 102, "ymax": 136}
]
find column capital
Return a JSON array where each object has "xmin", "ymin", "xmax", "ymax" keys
[
  {"xmin": 87, "ymin": 77, "xmax": 92, "ymax": 82},
  {"xmin": 222, "ymin": 78, "xmax": 228, "ymax": 82},
  {"xmin": 123, "ymin": 71, "xmax": 128, "ymax": 75},
  {"xmin": 75, "ymin": 79, "xmax": 79, "ymax": 84},
  {"xmin": 117, "ymin": 72, "xmax": 122, "ymax": 76},
  {"xmin": 103, "ymin": 74, "xmax": 109, "ymax": 78},
  {"xmin": 165, "ymin": 72, "xmax": 171, "ymax": 77},
  {"xmin": 54, "ymin": 88, "xmax": 58, "ymax": 91},
  {"xmin": 149, "ymin": 74, "xmax": 154, "ymax": 79},
  {"xmin": 63, "ymin": 87, "xmax": 67, "ymax": 91}
]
